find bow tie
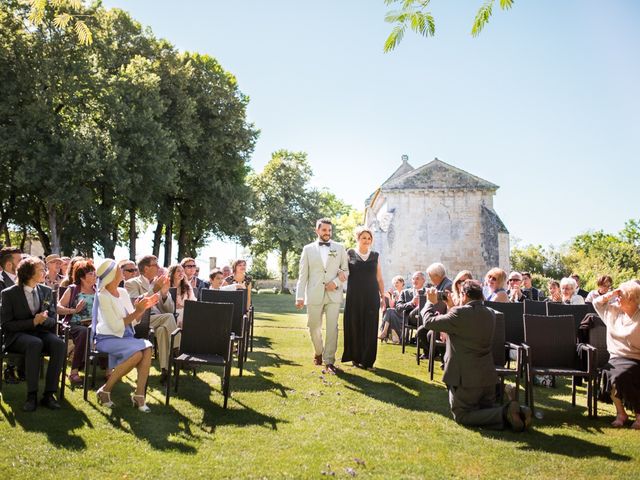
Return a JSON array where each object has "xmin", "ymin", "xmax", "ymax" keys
[{"xmin": 318, "ymin": 241, "xmax": 331, "ymax": 247}]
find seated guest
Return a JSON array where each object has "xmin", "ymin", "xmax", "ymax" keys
[
  {"xmin": 221, "ymin": 265, "xmax": 232, "ymax": 279},
  {"xmin": 450, "ymin": 270, "xmax": 474, "ymax": 307},
  {"xmin": 125, "ymin": 255, "xmax": 179, "ymax": 385},
  {"xmin": 571, "ymin": 273, "xmax": 589, "ymax": 299},
  {"xmin": 93, "ymin": 259, "xmax": 158, "ymax": 412},
  {"xmin": 378, "ymin": 275, "xmax": 405, "ymax": 343},
  {"xmin": 521, "ymin": 271, "xmax": 542, "ymax": 300},
  {"xmin": 117, "ymin": 260, "xmax": 138, "ymax": 287},
  {"xmin": 560, "ymin": 277, "xmax": 585, "ymax": 304},
  {"xmin": 484, "ymin": 268, "xmax": 509, "ymax": 302},
  {"xmin": 59, "ymin": 256, "xmax": 85, "ymax": 288},
  {"xmin": 223, "ymin": 259, "xmax": 253, "ymax": 307},
  {"xmin": 168, "ymin": 263, "xmax": 196, "ymax": 327},
  {"xmin": 0, "ymin": 246, "xmax": 21, "ymax": 291},
  {"xmin": 506, "ymin": 271, "xmax": 525, "ymax": 302},
  {"xmin": 180, "ymin": 257, "xmax": 205, "ymax": 299},
  {"xmin": 206, "ymin": 268, "xmax": 238, "ymax": 292},
  {"xmin": 586, "ymin": 275, "xmax": 613, "ymax": 303},
  {"xmin": 545, "ymin": 280, "xmax": 561, "ymax": 303},
  {"xmin": 396, "ymin": 271, "xmax": 427, "ymax": 328},
  {"xmin": 60, "ymin": 256, "xmax": 71, "ymax": 277},
  {"xmin": 0, "ymin": 257, "xmax": 65, "ymax": 411},
  {"xmin": 421, "ymin": 280, "xmax": 531, "ymax": 431},
  {"xmin": 426, "ymin": 262, "xmax": 453, "ymax": 293},
  {"xmin": 43, "ymin": 254, "xmax": 63, "ymax": 293},
  {"xmin": 57, "ymin": 260, "xmax": 96, "ymax": 385},
  {"xmin": 593, "ymin": 281, "xmax": 640, "ymax": 429}
]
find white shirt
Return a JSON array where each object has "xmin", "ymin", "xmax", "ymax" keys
[
  {"xmin": 96, "ymin": 287, "xmax": 134, "ymax": 337},
  {"xmin": 594, "ymin": 301, "xmax": 640, "ymax": 360},
  {"xmin": 318, "ymin": 242, "xmax": 330, "ymax": 268}
]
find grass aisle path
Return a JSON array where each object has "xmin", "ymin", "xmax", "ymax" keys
[{"xmin": 1, "ymin": 294, "xmax": 638, "ymax": 479}]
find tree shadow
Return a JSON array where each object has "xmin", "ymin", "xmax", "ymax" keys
[
  {"xmin": 1, "ymin": 390, "xmax": 92, "ymax": 450},
  {"xmin": 234, "ymin": 350, "xmax": 300, "ymax": 398},
  {"xmin": 337, "ymin": 366, "xmax": 450, "ymax": 417}
]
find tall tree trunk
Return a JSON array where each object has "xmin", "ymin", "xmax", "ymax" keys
[
  {"xmin": 3, "ymin": 225, "xmax": 10, "ymax": 246},
  {"xmin": 280, "ymin": 246, "xmax": 290, "ymax": 293},
  {"xmin": 128, "ymin": 206, "xmax": 136, "ymax": 260},
  {"xmin": 152, "ymin": 218, "xmax": 163, "ymax": 258},
  {"xmin": 46, "ymin": 203, "xmax": 61, "ymax": 254},
  {"xmin": 30, "ymin": 204, "xmax": 51, "ymax": 255},
  {"xmin": 19, "ymin": 226, "xmax": 27, "ymax": 250},
  {"xmin": 177, "ymin": 222, "xmax": 187, "ymax": 262},
  {"xmin": 164, "ymin": 216, "xmax": 173, "ymax": 267}
]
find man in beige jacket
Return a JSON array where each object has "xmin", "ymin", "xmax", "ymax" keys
[{"xmin": 125, "ymin": 255, "xmax": 179, "ymax": 385}]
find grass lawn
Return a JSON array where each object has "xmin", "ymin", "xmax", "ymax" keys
[{"xmin": 1, "ymin": 294, "xmax": 638, "ymax": 479}]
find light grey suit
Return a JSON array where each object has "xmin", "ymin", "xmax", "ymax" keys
[
  {"xmin": 125, "ymin": 275, "xmax": 178, "ymax": 369},
  {"xmin": 296, "ymin": 240, "xmax": 348, "ymax": 365},
  {"xmin": 421, "ymin": 300, "xmax": 505, "ymax": 429}
]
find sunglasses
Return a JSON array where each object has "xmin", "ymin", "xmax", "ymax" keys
[
  {"xmin": 183, "ymin": 264, "xmax": 196, "ymax": 268},
  {"xmin": 123, "ymin": 268, "xmax": 138, "ymax": 273},
  {"xmin": 508, "ymin": 278, "xmax": 521, "ymax": 282}
]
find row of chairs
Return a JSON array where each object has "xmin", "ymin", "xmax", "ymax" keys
[
  {"xmin": 403, "ymin": 299, "xmax": 604, "ymax": 418},
  {"xmin": 83, "ymin": 289, "xmax": 253, "ymax": 409}
]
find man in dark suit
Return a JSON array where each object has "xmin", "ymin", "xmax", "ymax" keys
[
  {"xmin": 0, "ymin": 246, "xmax": 21, "ymax": 291},
  {"xmin": 1, "ymin": 256, "xmax": 65, "ymax": 411},
  {"xmin": 181, "ymin": 257, "xmax": 205, "ymax": 300},
  {"xmin": 426, "ymin": 262, "xmax": 453, "ymax": 293},
  {"xmin": 571, "ymin": 274, "xmax": 589, "ymax": 299},
  {"xmin": 421, "ymin": 279, "xmax": 532, "ymax": 431},
  {"xmin": 395, "ymin": 271, "xmax": 427, "ymax": 328},
  {"xmin": 521, "ymin": 271, "xmax": 542, "ymax": 301}
]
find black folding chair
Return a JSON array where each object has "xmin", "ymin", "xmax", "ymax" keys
[
  {"xmin": 523, "ymin": 299, "xmax": 547, "ymax": 315},
  {"xmin": 401, "ymin": 295, "xmax": 424, "ymax": 354},
  {"xmin": 522, "ymin": 314, "xmax": 596, "ymax": 417},
  {"xmin": 483, "ymin": 301, "xmax": 524, "ymax": 366},
  {"xmin": 166, "ymin": 300, "xmax": 235, "ymax": 408},
  {"xmin": 547, "ymin": 303, "xmax": 596, "ymax": 333},
  {"xmin": 492, "ymin": 311, "xmax": 521, "ymax": 402},
  {"xmin": 581, "ymin": 314, "xmax": 608, "ymax": 418},
  {"xmin": 200, "ymin": 289, "xmax": 248, "ymax": 375}
]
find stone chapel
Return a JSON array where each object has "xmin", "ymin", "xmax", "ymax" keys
[{"xmin": 364, "ymin": 155, "xmax": 510, "ymax": 286}]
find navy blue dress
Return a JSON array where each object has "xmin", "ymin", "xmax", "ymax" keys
[{"xmin": 342, "ymin": 250, "xmax": 380, "ymax": 368}]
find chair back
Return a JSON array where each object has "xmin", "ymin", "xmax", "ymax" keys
[
  {"xmin": 523, "ymin": 314, "xmax": 577, "ymax": 368},
  {"xmin": 200, "ymin": 289, "xmax": 245, "ymax": 336},
  {"xmin": 484, "ymin": 301, "xmax": 524, "ymax": 345},
  {"xmin": 181, "ymin": 300, "xmax": 233, "ymax": 356},
  {"xmin": 134, "ymin": 309, "xmax": 152, "ymax": 339},
  {"xmin": 492, "ymin": 311, "xmax": 506, "ymax": 366},
  {"xmin": 586, "ymin": 315, "xmax": 609, "ymax": 368},
  {"xmin": 168, "ymin": 287, "xmax": 177, "ymax": 311},
  {"xmin": 524, "ymin": 300, "xmax": 547, "ymax": 315},
  {"xmin": 546, "ymin": 303, "xmax": 596, "ymax": 333}
]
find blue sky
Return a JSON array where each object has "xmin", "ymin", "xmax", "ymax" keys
[{"xmin": 103, "ymin": 0, "xmax": 639, "ymax": 258}]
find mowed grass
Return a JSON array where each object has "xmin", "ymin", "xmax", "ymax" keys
[{"xmin": 1, "ymin": 294, "xmax": 638, "ymax": 479}]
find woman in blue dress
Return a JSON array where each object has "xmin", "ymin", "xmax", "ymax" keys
[{"xmin": 92, "ymin": 259, "xmax": 159, "ymax": 412}]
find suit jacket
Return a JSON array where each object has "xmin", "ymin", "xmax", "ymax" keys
[
  {"xmin": 395, "ymin": 288, "xmax": 417, "ymax": 313},
  {"xmin": 296, "ymin": 240, "xmax": 348, "ymax": 306},
  {"xmin": 1, "ymin": 283, "xmax": 57, "ymax": 348},
  {"xmin": 421, "ymin": 300, "xmax": 498, "ymax": 388},
  {"xmin": 124, "ymin": 276, "xmax": 174, "ymax": 315},
  {"xmin": 0, "ymin": 271, "xmax": 15, "ymax": 292},
  {"xmin": 523, "ymin": 287, "xmax": 541, "ymax": 301}
]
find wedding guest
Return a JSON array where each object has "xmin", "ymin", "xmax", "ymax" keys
[
  {"xmin": 180, "ymin": 257, "xmax": 205, "ymax": 299},
  {"xmin": 545, "ymin": 280, "xmax": 561, "ymax": 303},
  {"xmin": 93, "ymin": 259, "xmax": 158, "ymax": 412},
  {"xmin": 208, "ymin": 269, "xmax": 225, "ymax": 290},
  {"xmin": 221, "ymin": 265, "xmax": 232, "ymax": 279},
  {"xmin": 571, "ymin": 273, "xmax": 589, "ymax": 299},
  {"xmin": 506, "ymin": 271, "xmax": 525, "ymax": 302},
  {"xmin": 223, "ymin": 259, "xmax": 253, "ymax": 307},
  {"xmin": 586, "ymin": 275, "xmax": 613, "ymax": 303},
  {"xmin": 560, "ymin": 277, "xmax": 585, "ymax": 305},
  {"xmin": 378, "ymin": 275, "xmax": 405, "ymax": 343},
  {"xmin": 396, "ymin": 271, "xmax": 427, "ymax": 328},
  {"xmin": 426, "ymin": 263, "xmax": 453, "ymax": 293},
  {"xmin": 593, "ymin": 281, "xmax": 640, "ymax": 429},
  {"xmin": 118, "ymin": 260, "xmax": 139, "ymax": 285},
  {"xmin": 43, "ymin": 254, "xmax": 63, "ymax": 293},
  {"xmin": 521, "ymin": 272, "xmax": 542, "ymax": 301},
  {"xmin": 60, "ymin": 256, "xmax": 71, "ymax": 277},
  {"xmin": 0, "ymin": 246, "xmax": 22, "ymax": 291},
  {"xmin": 57, "ymin": 260, "xmax": 96, "ymax": 385},
  {"xmin": 168, "ymin": 263, "xmax": 196, "ymax": 327},
  {"xmin": 484, "ymin": 268, "xmax": 509, "ymax": 302},
  {"xmin": 1, "ymin": 257, "xmax": 65, "ymax": 411},
  {"xmin": 451, "ymin": 270, "xmax": 474, "ymax": 307},
  {"xmin": 60, "ymin": 256, "xmax": 85, "ymax": 288}
]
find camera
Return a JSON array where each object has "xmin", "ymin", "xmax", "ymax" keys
[{"xmin": 437, "ymin": 290, "xmax": 449, "ymax": 302}]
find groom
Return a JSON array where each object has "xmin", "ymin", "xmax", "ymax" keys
[{"xmin": 296, "ymin": 218, "xmax": 349, "ymax": 374}]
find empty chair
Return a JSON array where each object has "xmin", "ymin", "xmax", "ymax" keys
[
  {"xmin": 522, "ymin": 314, "xmax": 596, "ymax": 417},
  {"xmin": 166, "ymin": 300, "xmax": 235, "ymax": 408},
  {"xmin": 523, "ymin": 299, "xmax": 547, "ymax": 315},
  {"xmin": 200, "ymin": 289, "xmax": 248, "ymax": 375},
  {"xmin": 483, "ymin": 301, "xmax": 525, "ymax": 353}
]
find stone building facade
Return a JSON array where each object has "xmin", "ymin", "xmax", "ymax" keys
[{"xmin": 364, "ymin": 156, "xmax": 510, "ymax": 286}]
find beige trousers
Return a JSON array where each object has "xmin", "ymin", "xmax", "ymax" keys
[
  {"xmin": 150, "ymin": 313, "xmax": 180, "ymax": 369},
  {"xmin": 307, "ymin": 300, "xmax": 340, "ymax": 365}
]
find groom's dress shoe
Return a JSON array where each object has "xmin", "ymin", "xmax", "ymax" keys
[
  {"xmin": 325, "ymin": 364, "xmax": 341, "ymax": 375},
  {"xmin": 313, "ymin": 355, "xmax": 322, "ymax": 366}
]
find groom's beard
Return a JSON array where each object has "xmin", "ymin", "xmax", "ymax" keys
[{"xmin": 318, "ymin": 233, "xmax": 331, "ymax": 242}]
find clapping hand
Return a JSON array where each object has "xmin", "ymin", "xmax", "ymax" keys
[
  {"xmin": 135, "ymin": 293, "xmax": 160, "ymax": 312},
  {"xmin": 153, "ymin": 274, "xmax": 170, "ymax": 296}
]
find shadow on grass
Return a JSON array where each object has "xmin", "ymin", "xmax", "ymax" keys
[
  {"xmin": 338, "ymin": 367, "xmax": 450, "ymax": 417},
  {"xmin": 1, "ymin": 390, "xmax": 92, "ymax": 450},
  {"xmin": 235, "ymin": 350, "xmax": 300, "ymax": 397},
  {"xmin": 480, "ymin": 428, "xmax": 632, "ymax": 461},
  {"xmin": 165, "ymin": 369, "xmax": 286, "ymax": 435}
]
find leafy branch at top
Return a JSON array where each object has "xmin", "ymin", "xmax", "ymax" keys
[
  {"xmin": 28, "ymin": 0, "xmax": 93, "ymax": 44},
  {"xmin": 384, "ymin": 0, "xmax": 515, "ymax": 52}
]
